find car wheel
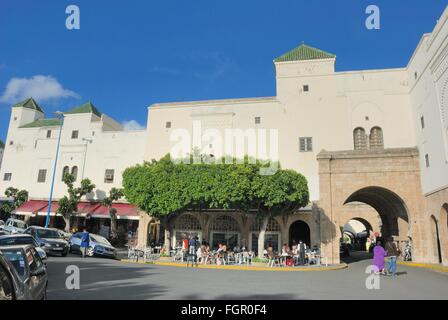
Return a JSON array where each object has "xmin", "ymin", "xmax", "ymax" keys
[{"xmin": 86, "ymin": 246, "xmax": 95, "ymax": 257}]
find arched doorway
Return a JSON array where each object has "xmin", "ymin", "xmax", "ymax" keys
[
  {"xmin": 344, "ymin": 187, "xmax": 410, "ymax": 243},
  {"xmin": 342, "ymin": 217, "xmax": 373, "ymax": 251},
  {"xmin": 442, "ymin": 204, "xmax": 448, "ymax": 264},
  {"xmin": 431, "ymin": 216, "xmax": 442, "ymax": 264},
  {"xmin": 289, "ymin": 220, "xmax": 310, "ymax": 247},
  {"xmin": 210, "ymin": 215, "xmax": 240, "ymax": 250}
]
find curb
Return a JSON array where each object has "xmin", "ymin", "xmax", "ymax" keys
[
  {"xmin": 120, "ymin": 259, "xmax": 348, "ymax": 272},
  {"xmin": 397, "ymin": 261, "xmax": 448, "ymax": 273}
]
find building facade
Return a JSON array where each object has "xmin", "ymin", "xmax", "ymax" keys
[{"xmin": 1, "ymin": 7, "xmax": 448, "ymax": 264}]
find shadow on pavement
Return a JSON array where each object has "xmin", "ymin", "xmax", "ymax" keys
[
  {"xmin": 46, "ymin": 256, "xmax": 167, "ymax": 300},
  {"xmin": 182, "ymin": 293, "xmax": 300, "ymax": 300}
]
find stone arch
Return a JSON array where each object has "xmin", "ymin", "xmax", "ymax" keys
[
  {"xmin": 172, "ymin": 213, "xmax": 203, "ymax": 247},
  {"xmin": 317, "ymin": 148, "xmax": 424, "ymax": 264},
  {"xmin": 288, "ymin": 220, "xmax": 311, "ymax": 248},
  {"xmin": 249, "ymin": 216, "xmax": 282, "ymax": 253},
  {"xmin": 342, "ymin": 217, "xmax": 375, "ymax": 251}
]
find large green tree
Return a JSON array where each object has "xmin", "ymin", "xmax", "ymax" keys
[
  {"xmin": 57, "ymin": 173, "xmax": 95, "ymax": 232},
  {"xmin": 123, "ymin": 154, "xmax": 309, "ymax": 256}
]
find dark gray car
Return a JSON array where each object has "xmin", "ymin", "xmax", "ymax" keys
[
  {"xmin": 0, "ymin": 245, "xmax": 48, "ymax": 300},
  {"xmin": 24, "ymin": 226, "xmax": 69, "ymax": 257}
]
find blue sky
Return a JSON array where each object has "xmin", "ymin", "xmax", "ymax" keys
[{"xmin": 0, "ymin": 0, "xmax": 447, "ymax": 141}]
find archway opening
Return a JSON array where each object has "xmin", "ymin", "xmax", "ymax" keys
[
  {"xmin": 343, "ymin": 186, "xmax": 410, "ymax": 254},
  {"xmin": 289, "ymin": 220, "xmax": 310, "ymax": 248},
  {"xmin": 342, "ymin": 217, "xmax": 373, "ymax": 252},
  {"xmin": 344, "ymin": 186, "xmax": 409, "ymax": 238}
]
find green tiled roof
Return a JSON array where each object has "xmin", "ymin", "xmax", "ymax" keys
[
  {"xmin": 274, "ymin": 44, "xmax": 336, "ymax": 63},
  {"xmin": 19, "ymin": 118, "xmax": 62, "ymax": 128},
  {"xmin": 65, "ymin": 102, "xmax": 102, "ymax": 117},
  {"xmin": 12, "ymin": 98, "xmax": 44, "ymax": 113},
  {"xmin": 0, "ymin": 140, "xmax": 4, "ymax": 148}
]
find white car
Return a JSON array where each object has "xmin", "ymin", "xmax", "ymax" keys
[{"xmin": 1, "ymin": 218, "xmax": 28, "ymax": 235}]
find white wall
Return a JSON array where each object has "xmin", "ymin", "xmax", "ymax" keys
[
  {"xmin": 408, "ymin": 6, "xmax": 448, "ymax": 195},
  {"xmin": 0, "ymin": 109, "xmax": 146, "ymax": 201}
]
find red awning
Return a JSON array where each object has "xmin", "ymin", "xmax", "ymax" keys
[
  {"xmin": 15, "ymin": 200, "xmax": 48, "ymax": 215},
  {"xmin": 91, "ymin": 203, "xmax": 139, "ymax": 220},
  {"xmin": 14, "ymin": 200, "xmax": 139, "ymax": 220}
]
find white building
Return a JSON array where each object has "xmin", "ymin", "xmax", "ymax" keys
[{"xmin": 0, "ymin": 6, "xmax": 447, "ymax": 262}]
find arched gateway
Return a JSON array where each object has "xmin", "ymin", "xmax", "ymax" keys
[{"xmin": 317, "ymin": 148, "xmax": 429, "ymax": 264}]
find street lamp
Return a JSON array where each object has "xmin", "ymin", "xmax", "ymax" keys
[
  {"xmin": 81, "ymin": 137, "xmax": 93, "ymax": 180},
  {"xmin": 45, "ymin": 111, "xmax": 64, "ymax": 228}
]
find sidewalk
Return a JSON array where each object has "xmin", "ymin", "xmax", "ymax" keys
[
  {"xmin": 120, "ymin": 258, "xmax": 348, "ymax": 272},
  {"xmin": 398, "ymin": 261, "xmax": 448, "ymax": 273}
]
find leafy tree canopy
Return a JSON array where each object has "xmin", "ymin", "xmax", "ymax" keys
[{"xmin": 123, "ymin": 154, "xmax": 309, "ymax": 218}]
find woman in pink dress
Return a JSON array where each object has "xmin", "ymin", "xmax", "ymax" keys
[{"xmin": 372, "ymin": 240, "xmax": 387, "ymax": 274}]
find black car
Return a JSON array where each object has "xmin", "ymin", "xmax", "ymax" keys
[
  {"xmin": 24, "ymin": 226, "xmax": 69, "ymax": 257},
  {"xmin": 0, "ymin": 245, "xmax": 48, "ymax": 300}
]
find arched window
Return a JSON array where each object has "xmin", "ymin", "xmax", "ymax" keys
[
  {"xmin": 211, "ymin": 215, "xmax": 239, "ymax": 232},
  {"xmin": 62, "ymin": 166, "xmax": 69, "ymax": 181},
  {"xmin": 174, "ymin": 214, "xmax": 201, "ymax": 230},
  {"xmin": 250, "ymin": 216, "xmax": 281, "ymax": 232},
  {"xmin": 353, "ymin": 127, "xmax": 367, "ymax": 150},
  {"xmin": 71, "ymin": 166, "xmax": 78, "ymax": 181},
  {"xmin": 370, "ymin": 127, "xmax": 384, "ymax": 149}
]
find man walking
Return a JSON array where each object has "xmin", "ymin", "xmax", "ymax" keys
[
  {"xmin": 80, "ymin": 228, "xmax": 90, "ymax": 258},
  {"xmin": 385, "ymin": 236, "xmax": 400, "ymax": 277}
]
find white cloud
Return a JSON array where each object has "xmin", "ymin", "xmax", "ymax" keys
[
  {"xmin": 122, "ymin": 120, "xmax": 145, "ymax": 131},
  {"xmin": 0, "ymin": 75, "xmax": 79, "ymax": 104}
]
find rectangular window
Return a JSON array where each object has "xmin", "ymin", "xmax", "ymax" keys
[
  {"xmin": 3, "ymin": 173, "xmax": 12, "ymax": 181},
  {"xmin": 425, "ymin": 154, "xmax": 430, "ymax": 168},
  {"xmin": 303, "ymin": 85, "xmax": 309, "ymax": 92},
  {"xmin": 46, "ymin": 130, "xmax": 52, "ymax": 138},
  {"xmin": 255, "ymin": 117, "xmax": 261, "ymax": 125},
  {"xmin": 37, "ymin": 169, "xmax": 47, "ymax": 183},
  {"xmin": 165, "ymin": 121, "xmax": 172, "ymax": 129},
  {"xmin": 420, "ymin": 116, "xmax": 425, "ymax": 129},
  {"xmin": 71, "ymin": 130, "xmax": 79, "ymax": 139},
  {"xmin": 104, "ymin": 169, "xmax": 115, "ymax": 183},
  {"xmin": 299, "ymin": 137, "xmax": 313, "ymax": 152}
]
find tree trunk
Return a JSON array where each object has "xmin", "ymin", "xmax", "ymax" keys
[
  {"xmin": 258, "ymin": 216, "xmax": 269, "ymax": 258},
  {"xmin": 64, "ymin": 216, "xmax": 71, "ymax": 232}
]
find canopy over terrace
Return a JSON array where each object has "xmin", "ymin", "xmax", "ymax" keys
[{"xmin": 14, "ymin": 200, "xmax": 139, "ymax": 220}]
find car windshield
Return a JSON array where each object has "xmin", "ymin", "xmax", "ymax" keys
[
  {"xmin": 12, "ymin": 221, "xmax": 26, "ymax": 229},
  {"xmin": 36, "ymin": 229, "xmax": 61, "ymax": 239},
  {"xmin": 90, "ymin": 235, "xmax": 111, "ymax": 246},
  {"xmin": 0, "ymin": 237, "xmax": 37, "ymax": 247},
  {"xmin": 0, "ymin": 249, "xmax": 26, "ymax": 279}
]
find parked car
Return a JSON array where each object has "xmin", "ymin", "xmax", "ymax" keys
[
  {"xmin": 0, "ymin": 220, "xmax": 4, "ymax": 227},
  {"xmin": 69, "ymin": 232, "xmax": 117, "ymax": 259},
  {"xmin": 1, "ymin": 218, "xmax": 28, "ymax": 235},
  {"xmin": 0, "ymin": 234, "xmax": 48, "ymax": 263},
  {"xmin": 52, "ymin": 228, "xmax": 72, "ymax": 242},
  {"xmin": 340, "ymin": 243, "xmax": 350, "ymax": 258},
  {"xmin": 24, "ymin": 226, "xmax": 69, "ymax": 257},
  {"xmin": 0, "ymin": 245, "xmax": 48, "ymax": 300}
]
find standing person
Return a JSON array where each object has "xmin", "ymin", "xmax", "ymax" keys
[
  {"xmin": 385, "ymin": 237, "xmax": 400, "ymax": 277},
  {"xmin": 80, "ymin": 228, "xmax": 90, "ymax": 258},
  {"xmin": 299, "ymin": 241, "xmax": 306, "ymax": 265},
  {"xmin": 372, "ymin": 240, "xmax": 387, "ymax": 274},
  {"xmin": 189, "ymin": 236, "xmax": 198, "ymax": 264}
]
